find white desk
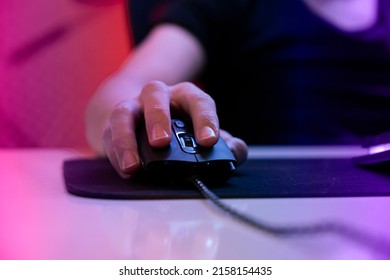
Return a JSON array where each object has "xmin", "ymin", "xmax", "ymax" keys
[{"xmin": 1, "ymin": 147, "xmax": 390, "ymax": 260}]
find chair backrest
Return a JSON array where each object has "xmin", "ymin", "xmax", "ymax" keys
[{"xmin": 127, "ymin": 0, "xmax": 173, "ymax": 45}]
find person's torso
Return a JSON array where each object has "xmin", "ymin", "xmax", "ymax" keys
[{"xmin": 203, "ymin": 0, "xmax": 390, "ymax": 145}]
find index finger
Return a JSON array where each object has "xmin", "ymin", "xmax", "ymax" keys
[{"xmin": 140, "ymin": 81, "xmax": 172, "ymax": 148}]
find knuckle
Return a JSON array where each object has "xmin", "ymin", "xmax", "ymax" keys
[
  {"xmin": 180, "ymin": 86, "xmax": 214, "ymax": 106},
  {"xmin": 142, "ymin": 80, "xmax": 169, "ymax": 95},
  {"xmin": 110, "ymin": 107, "xmax": 129, "ymax": 120},
  {"xmin": 141, "ymin": 81, "xmax": 171, "ymax": 111},
  {"xmin": 172, "ymin": 81, "xmax": 215, "ymax": 104},
  {"xmin": 111, "ymin": 103, "xmax": 132, "ymax": 120},
  {"xmin": 114, "ymin": 100, "xmax": 133, "ymax": 110},
  {"xmin": 196, "ymin": 111, "xmax": 218, "ymax": 125},
  {"xmin": 177, "ymin": 81, "xmax": 197, "ymax": 91},
  {"xmin": 110, "ymin": 101, "xmax": 139, "ymax": 124},
  {"xmin": 191, "ymin": 92, "xmax": 214, "ymax": 104},
  {"xmin": 178, "ymin": 82, "xmax": 205, "ymax": 99}
]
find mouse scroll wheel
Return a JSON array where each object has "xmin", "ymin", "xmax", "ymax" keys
[{"xmin": 179, "ymin": 133, "xmax": 197, "ymax": 148}]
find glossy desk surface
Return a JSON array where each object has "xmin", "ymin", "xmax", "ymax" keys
[{"xmin": 1, "ymin": 147, "xmax": 390, "ymax": 260}]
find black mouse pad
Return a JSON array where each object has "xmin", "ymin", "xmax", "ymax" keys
[{"xmin": 63, "ymin": 158, "xmax": 390, "ymax": 199}]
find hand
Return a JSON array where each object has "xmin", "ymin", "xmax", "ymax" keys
[{"xmin": 103, "ymin": 80, "xmax": 248, "ymax": 178}]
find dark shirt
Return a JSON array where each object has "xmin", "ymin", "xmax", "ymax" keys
[{"xmin": 158, "ymin": 0, "xmax": 390, "ymax": 145}]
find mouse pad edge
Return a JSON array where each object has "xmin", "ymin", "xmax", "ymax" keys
[{"xmin": 63, "ymin": 158, "xmax": 390, "ymax": 200}]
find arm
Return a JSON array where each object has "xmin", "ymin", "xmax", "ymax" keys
[
  {"xmin": 85, "ymin": 24, "xmax": 247, "ymax": 178},
  {"xmin": 85, "ymin": 24, "xmax": 205, "ymax": 154}
]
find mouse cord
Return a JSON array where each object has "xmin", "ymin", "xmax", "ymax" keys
[{"xmin": 192, "ymin": 176, "xmax": 390, "ymax": 257}]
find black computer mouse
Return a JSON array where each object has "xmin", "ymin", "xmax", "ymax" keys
[{"xmin": 137, "ymin": 118, "xmax": 237, "ymax": 185}]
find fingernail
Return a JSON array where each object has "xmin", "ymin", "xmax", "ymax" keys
[
  {"xmin": 152, "ymin": 123, "xmax": 169, "ymax": 141},
  {"xmin": 121, "ymin": 150, "xmax": 138, "ymax": 171},
  {"xmin": 199, "ymin": 126, "xmax": 216, "ymax": 141}
]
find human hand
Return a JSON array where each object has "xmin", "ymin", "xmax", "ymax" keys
[{"xmin": 103, "ymin": 80, "xmax": 248, "ymax": 179}]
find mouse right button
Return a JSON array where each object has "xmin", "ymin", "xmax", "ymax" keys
[{"xmin": 196, "ymin": 138, "xmax": 236, "ymax": 163}]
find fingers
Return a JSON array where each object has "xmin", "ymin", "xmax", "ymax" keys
[
  {"xmin": 105, "ymin": 80, "xmax": 173, "ymax": 178},
  {"xmin": 170, "ymin": 82, "xmax": 219, "ymax": 147},
  {"xmin": 140, "ymin": 81, "xmax": 219, "ymax": 147},
  {"xmin": 103, "ymin": 100, "xmax": 141, "ymax": 178},
  {"xmin": 104, "ymin": 80, "xmax": 246, "ymax": 179},
  {"xmin": 140, "ymin": 81, "xmax": 172, "ymax": 147},
  {"xmin": 220, "ymin": 130, "xmax": 248, "ymax": 165}
]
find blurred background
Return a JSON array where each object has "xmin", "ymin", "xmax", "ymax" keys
[{"xmin": 0, "ymin": 0, "xmax": 131, "ymax": 150}]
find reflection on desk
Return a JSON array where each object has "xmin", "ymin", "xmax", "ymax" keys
[{"xmin": 0, "ymin": 147, "xmax": 389, "ymax": 260}]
